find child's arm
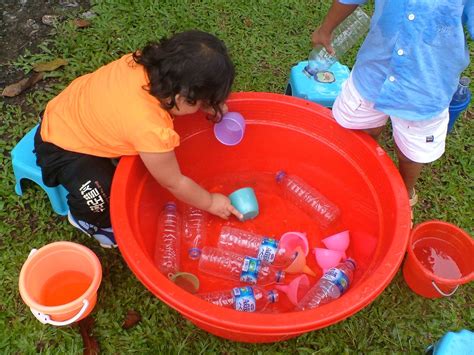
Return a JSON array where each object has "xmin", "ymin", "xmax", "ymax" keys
[
  {"xmin": 139, "ymin": 151, "xmax": 243, "ymax": 220},
  {"xmin": 312, "ymin": 0, "xmax": 363, "ymax": 53}
]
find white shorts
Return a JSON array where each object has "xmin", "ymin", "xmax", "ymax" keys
[{"xmin": 332, "ymin": 75, "xmax": 449, "ymax": 163}]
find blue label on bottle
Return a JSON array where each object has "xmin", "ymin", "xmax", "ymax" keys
[
  {"xmin": 240, "ymin": 257, "xmax": 260, "ymax": 284},
  {"xmin": 257, "ymin": 238, "xmax": 278, "ymax": 263},
  {"xmin": 322, "ymin": 268, "xmax": 350, "ymax": 294},
  {"xmin": 232, "ymin": 286, "xmax": 256, "ymax": 312}
]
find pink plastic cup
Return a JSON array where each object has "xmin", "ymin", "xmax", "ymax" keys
[{"xmin": 214, "ymin": 112, "xmax": 246, "ymax": 146}]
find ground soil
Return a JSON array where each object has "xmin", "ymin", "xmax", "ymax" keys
[{"xmin": 0, "ymin": 0, "xmax": 90, "ymax": 107}]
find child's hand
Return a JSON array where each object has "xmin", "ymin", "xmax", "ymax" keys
[
  {"xmin": 208, "ymin": 193, "xmax": 243, "ymax": 220},
  {"xmin": 311, "ymin": 27, "xmax": 334, "ymax": 55}
]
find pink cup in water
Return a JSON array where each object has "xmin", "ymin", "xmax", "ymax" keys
[
  {"xmin": 322, "ymin": 230, "xmax": 350, "ymax": 259},
  {"xmin": 214, "ymin": 112, "xmax": 246, "ymax": 146},
  {"xmin": 313, "ymin": 248, "xmax": 344, "ymax": 273}
]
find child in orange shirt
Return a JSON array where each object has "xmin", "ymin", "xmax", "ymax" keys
[{"xmin": 34, "ymin": 30, "xmax": 242, "ymax": 248}]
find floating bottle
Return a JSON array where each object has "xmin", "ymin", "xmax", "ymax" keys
[
  {"xmin": 295, "ymin": 258, "xmax": 356, "ymax": 311},
  {"xmin": 275, "ymin": 171, "xmax": 340, "ymax": 229},
  {"xmin": 217, "ymin": 226, "xmax": 297, "ymax": 266},
  {"xmin": 197, "ymin": 286, "xmax": 279, "ymax": 312},
  {"xmin": 305, "ymin": 7, "xmax": 370, "ymax": 75},
  {"xmin": 154, "ymin": 202, "xmax": 181, "ymax": 278},
  {"xmin": 198, "ymin": 247, "xmax": 285, "ymax": 285},
  {"xmin": 182, "ymin": 205, "xmax": 207, "ymax": 260}
]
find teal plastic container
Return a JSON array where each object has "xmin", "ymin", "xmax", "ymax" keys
[
  {"xmin": 286, "ymin": 60, "xmax": 350, "ymax": 108},
  {"xmin": 426, "ymin": 329, "xmax": 473, "ymax": 355}
]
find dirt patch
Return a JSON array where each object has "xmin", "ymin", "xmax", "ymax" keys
[{"xmin": 0, "ymin": 0, "xmax": 90, "ymax": 106}]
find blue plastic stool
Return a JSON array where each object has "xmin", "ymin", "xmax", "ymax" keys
[
  {"xmin": 426, "ymin": 329, "xmax": 473, "ymax": 355},
  {"xmin": 286, "ymin": 60, "xmax": 350, "ymax": 108},
  {"xmin": 11, "ymin": 124, "xmax": 69, "ymax": 216}
]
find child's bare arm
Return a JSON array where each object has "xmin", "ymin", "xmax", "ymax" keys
[
  {"xmin": 139, "ymin": 151, "xmax": 242, "ymax": 220},
  {"xmin": 312, "ymin": 0, "xmax": 359, "ymax": 53}
]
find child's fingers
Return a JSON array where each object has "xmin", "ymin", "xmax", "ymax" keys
[{"xmin": 228, "ymin": 205, "xmax": 243, "ymax": 220}]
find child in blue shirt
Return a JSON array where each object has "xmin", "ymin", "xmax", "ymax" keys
[{"xmin": 312, "ymin": 0, "xmax": 472, "ymax": 214}]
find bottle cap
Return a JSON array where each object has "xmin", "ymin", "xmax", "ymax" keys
[
  {"xmin": 346, "ymin": 258, "xmax": 357, "ymax": 269},
  {"xmin": 275, "ymin": 270, "xmax": 285, "ymax": 283},
  {"xmin": 188, "ymin": 248, "xmax": 201, "ymax": 260},
  {"xmin": 275, "ymin": 170, "xmax": 287, "ymax": 183},
  {"xmin": 164, "ymin": 201, "xmax": 177, "ymax": 210},
  {"xmin": 267, "ymin": 290, "xmax": 279, "ymax": 303}
]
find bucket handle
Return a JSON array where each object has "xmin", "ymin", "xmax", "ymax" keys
[
  {"xmin": 30, "ymin": 299, "xmax": 89, "ymax": 326},
  {"xmin": 432, "ymin": 281, "xmax": 459, "ymax": 297}
]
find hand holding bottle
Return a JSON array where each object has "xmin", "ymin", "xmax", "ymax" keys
[{"xmin": 311, "ymin": 27, "xmax": 334, "ymax": 55}]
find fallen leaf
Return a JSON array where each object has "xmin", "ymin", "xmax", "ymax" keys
[
  {"xmin": 1, "ymin": 72, "xmax": 44, "ymax": 97},
  {"xmin": 33, "ymin": 58, "xmax": 68, "ymax": 72},
  {"xmin": 73, "ymin": 18, "xmax": 91, "ymax": 28},
  {"xmin": 78, "ymin": 316, "xmax": 100, "ymax": 355},
  {"xmin": 122, "ymin": 309, "xmax": 141, "ymax": 329}
]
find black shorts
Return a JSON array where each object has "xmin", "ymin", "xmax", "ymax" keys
[{"xmin": 34, "ymin": 122, "xmax": 117, "ymax": 227}]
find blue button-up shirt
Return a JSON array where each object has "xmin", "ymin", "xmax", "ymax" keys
[{"xmin": 339, "ymin": 0, "xmax": 473, "ymax": 120}]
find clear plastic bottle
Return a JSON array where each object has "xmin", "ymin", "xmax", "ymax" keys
[
  {"xmin": 197, "ymin": 286, "xmax": 279, "ymax": 312},
  {"xmin": 198, "ymin": 246, "xmax": 285, "ymax": 285},
  {"xmin": 182, "ymin": 205, "xmax": 207, "ymax": 260},
  {"xmin": 305, "ymin": 7, "xmax": 371, "ymax": 75},
  {"xmin": 154, "ymin": 202, "xmax": 181, "ymax": 278},
  {"xmin": 217, "ymin": 226, "xmax": 297, "ymax": 266},
  {"xmin": 451, "ymin": 76, "xmax": 471, "ymax": 105},
  {"xmin": 275, "ymin": 171, "xmax": 340, "ymax": 229},
  {"xmin": 295, "ymin": 258, "xmax": 356, "ymax": 311}
]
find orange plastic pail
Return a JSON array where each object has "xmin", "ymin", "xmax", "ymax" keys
[
  {"xmin": 19, "ymin": 241, "xmax": 102, "ymax": 326},
  {"xmin": 403, "ymin": 221, "xmax": 473, "ymax": 298}
]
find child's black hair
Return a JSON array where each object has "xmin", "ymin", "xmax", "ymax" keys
[{"xmin": 133, "ymin": 30, "xmax": 235, "ymax": 121}]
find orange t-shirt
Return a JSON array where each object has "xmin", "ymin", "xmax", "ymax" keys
[{"xmin": 41, "ymin": 54, "xmax": 180, "ymax": 158}]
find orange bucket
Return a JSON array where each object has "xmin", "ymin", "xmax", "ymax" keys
[
  {"xmin": 403, "ymin": 221, "xmax": 474, "ymax": 298},
  {"xmin": 19, "ymin": 241, "xmax": 102, "ymax": 326}
]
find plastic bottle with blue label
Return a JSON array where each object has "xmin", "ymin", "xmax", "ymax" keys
[
  {"xmin": 198, "ymin": 286, "xmax": 279, "ymax": 312},
  {"xmin": 295, "ymin": 258, "xmax": 356, "ymax": 311},
  {"xmin": 182, "ymin": 205, "xmax": 207, "ymax": 260},
  {"xmin": 198, "ymin": 247, "xmax": 285, "ymax": 285},
  {"xmin": 451, "ymin": 77, "xmax": 470, "ymax": 105},
  {"xmin": 305, "ymin": 7, "xmax": 370, "ymax": 76},
  {"xmin": 154, "ymin": 202, "xmax": 181, "ymax": 279},
  {"xmin": 276, "ymin": 171, "xmax": 340, "ymax": 229},
  {"xmin": 217, "ymin": 226, "xmax": 297, "ymax": 267}
]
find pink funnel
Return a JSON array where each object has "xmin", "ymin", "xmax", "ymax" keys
[
  {"xmin": 322, "ymin": 230, "xmax": 350, "ymax": 259},
  {"xmin": 276, "ymin": 274, "xmax": 310, "ymax": 306},
  {"xmin": 279, "ymin": 231, "xmax": 309, "ymax": 256},
  {"xmin": 313, "ymin": 248, "xmax": 344, "ymax": 273}
]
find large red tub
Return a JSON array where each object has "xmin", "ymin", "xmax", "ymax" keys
[{"xmin": 111, "ymin": 92, "xmax": 411, "ymax": 343}]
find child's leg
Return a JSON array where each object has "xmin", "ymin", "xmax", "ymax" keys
[
  {"xmin": 57, "ymin": 154, "xmax": 116, "ymax": 228},
  {"xmin": 332, "ymin": 74, "xmax": 389, "ymax": 135},
  {"xmin": 34, "ymin": 124, "xmax": 116, "ymax": 227},
  {"xmin": 391, "ymin": 109, "xmax": 450, "ymax": 197}
]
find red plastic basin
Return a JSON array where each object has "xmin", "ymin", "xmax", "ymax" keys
[{"xmin": 111, "ymin": 92, "xmax": 411, "ymax": 343}]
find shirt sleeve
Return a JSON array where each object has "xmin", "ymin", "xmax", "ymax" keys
[
  {"xmin": 130, "ymin": 125, "xmax": 180, "ymax": 153},
  {"xmin": 338, "ymin": 0, "xmax": 367, "ymax": 5},
  {"xmin": 463, "ymin": 0, "xmax": 474, "ymax": 38}
]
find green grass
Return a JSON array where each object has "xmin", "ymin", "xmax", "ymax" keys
[{"xmin": 1, "ymin": 0, "xmax": 473, "ymax": 353}]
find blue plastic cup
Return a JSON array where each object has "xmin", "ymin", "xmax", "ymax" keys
[
  {"xmin": 448, "ymin": 92, "xmax": 471, "ymax": 133},
  {"xmin": 228, "ymin": 187, "xmax": 259, "ymax": 221}
]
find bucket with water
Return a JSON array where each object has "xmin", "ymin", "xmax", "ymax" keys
[
  {"xmin": 19, "ymin": 241, "xmax": 102, "ymax": 326},
  {"xmin": 403, "ymin": 221, "xmax": 473, "ymax": 298}
]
